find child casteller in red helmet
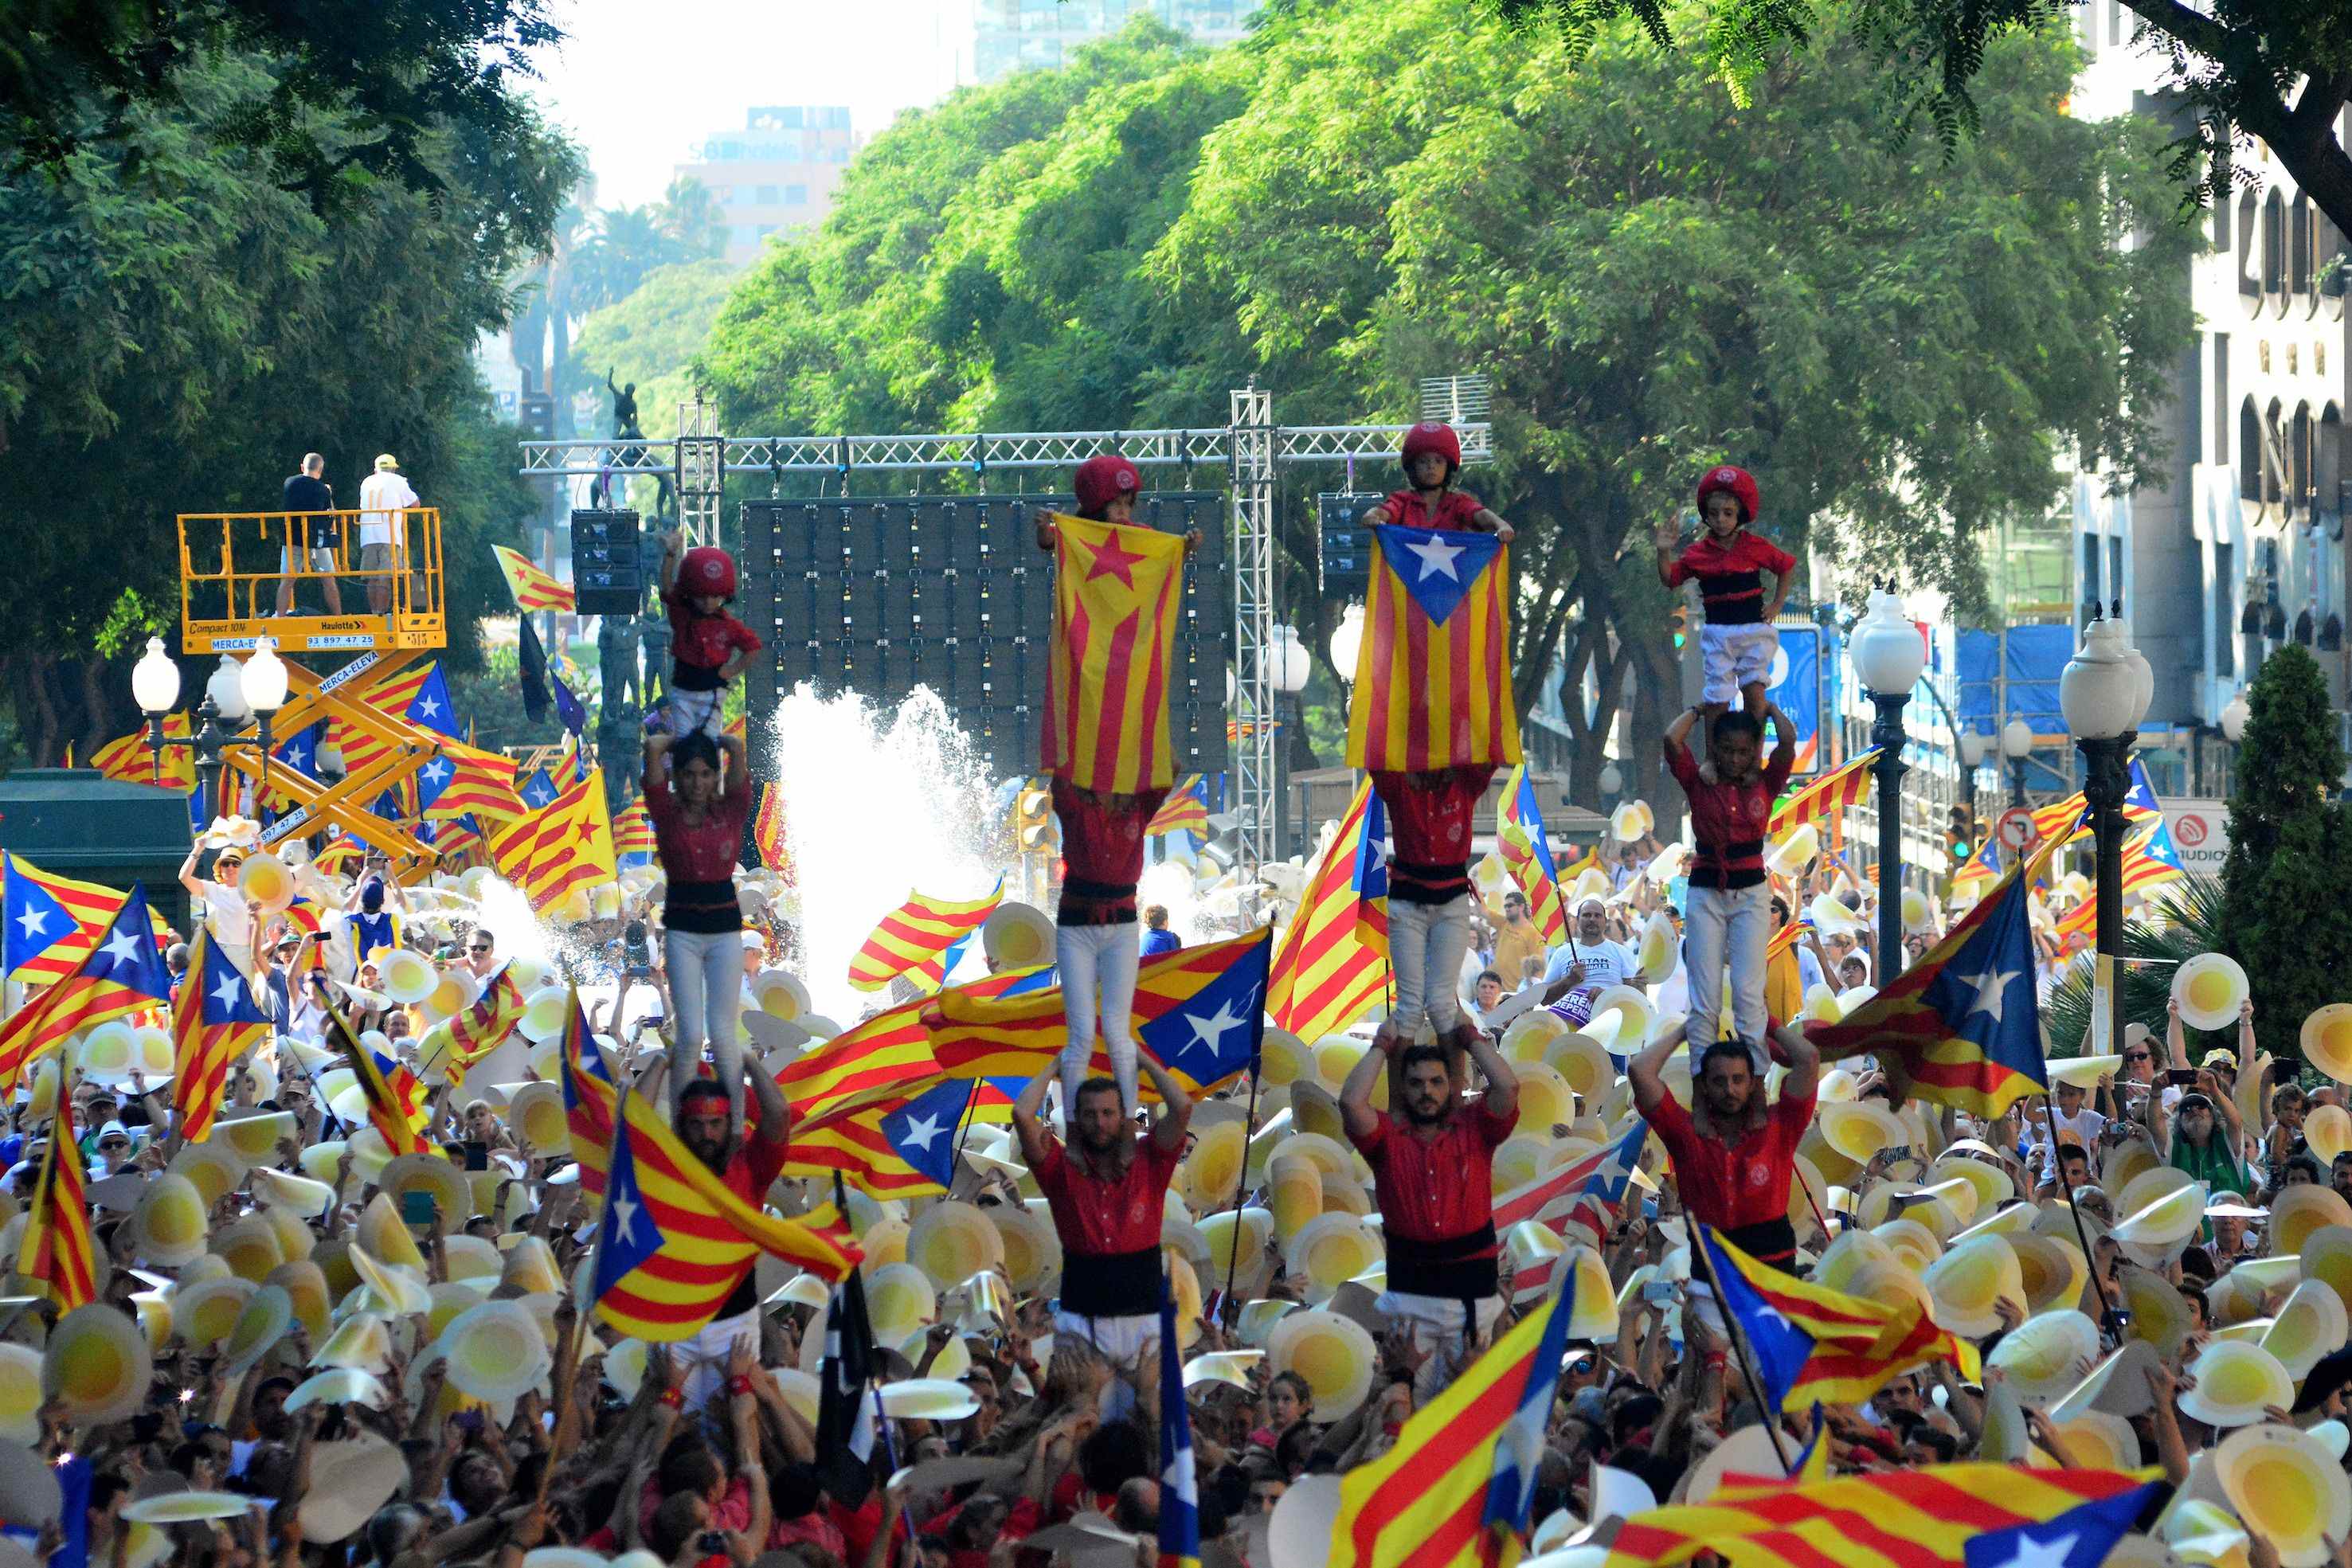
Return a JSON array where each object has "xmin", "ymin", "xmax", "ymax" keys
[
  {"xmin": 1030, "ymin": 453, "xmax": 1199, "ymax": 1131},
  {"xmin": 659, "ymin": 530, "xmax": 764, "ymax": 738},
  {"xmin": 1651, "ymin": 465, "xmax": 1794, "ymax": 719},
  {"xmin": 1362, "ymin": 421, "xmax": 1515, "ymax": 542}
]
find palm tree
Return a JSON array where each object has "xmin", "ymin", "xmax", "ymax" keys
[
  {"xmin": 2044, "ymin": 874, "xmax": 2225, "ymax": 1059},
  {"xmin": 657, "ymin": 176, "xmax": 726, "ymax": 261}
]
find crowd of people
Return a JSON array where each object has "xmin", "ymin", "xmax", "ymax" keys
[{"xmin": 2, "ymin": 429, "xmax": 2338, "ymax": 1568}]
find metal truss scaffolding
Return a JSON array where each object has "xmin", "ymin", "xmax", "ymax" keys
[{"xmin": 521, "ymin": 391, "xmax": 1489, "ymax": 878}]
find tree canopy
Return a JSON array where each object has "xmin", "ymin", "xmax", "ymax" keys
[
  {"xmin": 701, "ymin": 0, "xmax": 2194, "ymax": 803},
  {"xmin": 0, "ymin": 48, "xmax": 576, "ymax": 765}
]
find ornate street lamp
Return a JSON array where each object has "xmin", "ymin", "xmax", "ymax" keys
[
  {"xmin": 1849, "ymin": 584, "xmax": 1927, "ymax": 980},
  {"xmin": 2060, "ymin": 602, "xmax": 2154, "ymax": 1054},
  {"xmin": 2001, "ymin": 717, "xmax": 2034, "ymax": 809},
  {"xmin": 135, "ymin": 638, "xmax": 288, "ymax": 824}
]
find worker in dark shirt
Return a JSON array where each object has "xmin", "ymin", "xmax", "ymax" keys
[{"xmin": 276, "ymin": 452, "xmax": 342, "ymax": 616}]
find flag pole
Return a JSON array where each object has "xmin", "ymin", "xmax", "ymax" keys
[
  {"xmin": 1687, "ymin": 1229, "xmax": 1798, "ymax": 1476},
  {"xmin": 1219, "ymin": 1053, "xmax": 1266, "ymax": 1317},
  {"xmin": 2038, "ymin": 1093, "xmax": 2119, "ymax": 1330}
]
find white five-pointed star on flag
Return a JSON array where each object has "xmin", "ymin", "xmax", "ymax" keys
[
  {"xmin": 1181, "ymin": 997, "xmax": 1250, "ymax": 1069},
  {"xmin": 898, "ymin": 1112, "xmax": 945, "ymax": 1152},
  {"xmin": 210, "ymin": 971, "xmax": 246, "ymax": 1011},
  {"xmin": 1961, "ymin": 964, "xmax": 2020, "ymax": 1026},
  {"xmin": 415, "ymin": 695, "xmax": 442, "ymax": 719},
  {"xmin": 100, "ymin": 924, "xmax": 144, "ymax": 968},
  {"xmin": 609, "ymin": 1193, "xmax": 644, "ymax": 1246},
  {"xmin": 1983, "ymin": 1529, "xmax": 2082, "ymax": 1568},
  {"xmin": 422, "ymin": 759, "xmax": 450, "ymax": 784},
  {"xmin": 1403, "ymin": 531, "xmax": 1467, "ymax": 582},
  {"xmin": 14, "ymin": 906, "xmax": 49, "ymax": 940}
]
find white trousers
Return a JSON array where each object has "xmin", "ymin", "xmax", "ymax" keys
[
  {"xmin": 1683, "ymin": 882, "xmax": 1771, "ymax": 1061},
  {"xmin": 1378, "ymin": 1289, "xmax": 1505, "ymax": 1402},
  {"xmin": 1388, "ymin": 894, "xmax": 1476, "ymax": 1040},
  {"xmin": 667, "ymin": 927, "xmax": 746, "ymax": 1127},
  {"xmin": 1056, "ymin": 922, "xmax": 1140, "ymax": 1129}
]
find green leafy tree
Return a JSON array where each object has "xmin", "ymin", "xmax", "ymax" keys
[
  {"xmin": 1489, "ymin": 0, "xmax": 2352, "ymax": 239},
  {"xmin": 0, "ymin": 51, "xmax": 575, "ymax": 765},
  {"xmin": 2217, "ymin": 644, "xmax": 2352, "ymax": 1066}
]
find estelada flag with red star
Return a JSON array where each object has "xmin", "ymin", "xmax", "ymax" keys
[
  {"xmin": 487, "ymin": 767, "xmax": 616, "ymax": 911},
  {"xmin": 1039, "ymin": 514, "xmax": 1187, "ymax": 795}
]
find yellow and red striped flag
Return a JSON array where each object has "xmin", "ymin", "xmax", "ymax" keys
[
  {"xmin": 172, "ymin": 928, "xmax": 272, "ymax": 1143},
  {"xmin": 0, "ymin": 885, "xmax": 174, "ymax": 1097},
  {"xmin": 1768, "ymin": 748, "xmax": 1880, "ymax": 835},
  {"xmin": 1496, "ymin": 764, "xmax": 1567, "ymax": 943},
  {"xmin": 1266, "ymin": 777, "xmax": 1391, "ymax": 1042},
  {"xmin": 1332, "ymin": 1261, "xmax": 1567, "ymax": 1567},
  {"xmin": 18, "ymin": 1091, "xmax": 96, "ymax": 1311},
  {"xmin": 1039, "ymin": 514, "xmax": 1188, "ymax": 794},
  {"xmin": 1344, "ymin": 524, "xmax": 1519, "ymax": 772},
  {"xmin": 847, "ymin": 879, "xmax": 1003, "ymax": 994},
  {"xmin": 89, "ymin": 715, "xmax": 195, "ymax": 792},
  {"xmin": 1764, "ymin": 921, "xmax": 1805, "ymax": 964},
  {"xmin": 788, "ymin": 1078, "xmax": 976, "ymax": 1199},
  {"xmin": 2, "ymin": 853, "xmax": 145, "ymax": 984},
  {"xmin": 929, "ymin": 929, "xmax": 1271, "ymax": 1097},
  {"xmin": 1145, "ymin": 775, "xmax": 1211, "ymax": 838},
  {"xmin": 446, "ymin": 964, "xmax": 526, "ymax": 1085},
  {"xmin": 777, "ymin": 1000, "xmax": 944, "ymax": 1130},
  {"xmin": 752, "ymin": 781, "xmax": 789, "ymax": 876},
  {"xmin": 613, "ymin": 798, "xmax": 657, "ymax": 861},
  {"xmin": 326, "ymin": 1000, "xmax": 427, "ymax": 1156},
  {"xmin": 487, "ymin": 768, "xmax": 616, "ymax": 912},
  {"xmin": 587, "ymin": 1081, "xmax": 859, "ymax": 1342},
  {"xmin": 327, "ymin": 661, "xmax": 445, "ymax": 779},
  {"xmin": 422, "ymin": 740, "xmax": 527, "ymax": 823},
  {"xmin": 558, "ymin": 989, "xmax": 619, "ymax": 1200},
  {"xmin": 494, "ymin": 545, "xmax": 575, "ymax": 612},
  {"xmin": 1606, "ymin": 1465, "xmax": 2162, "ymax": 1568}
]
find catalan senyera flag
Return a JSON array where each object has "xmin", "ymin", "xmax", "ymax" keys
[
  {"xmin": 787, "ymin": 1077, "xmax": 976, "ymax": 1198},
  {"xmin": 1039, "ymin": 514, "xmax": 1188, "ymax": 794},
  {"xmin": 930, "ymin": 929, "xmax": 1270, "ymax": 1098},
  {"xmin": 1810, "ymin": 835, "xmax": 2060, "ymax": 1115},
  {"xmin": 494, "ymin": 544, "xmax": 576, "ymax": 613},
  {"xmin": 172, "ymin": 928, "xmax": 272, "ymax": 1143},
  {"xmin": 1333, "ymin": 1262, "xmax": 1576, "ymax": 1568},
  {"xmin": 847, "ymin": 879, "xmax": 1004, "ymax": 994},
  {"xmin": 588, "ymin": 1082, "xmax": 860, "ymax": 1341},
  {"xmin": 325, "ymin": 1001, "xmax": 427, "ymax": 1157},
  {"xmin": 18, "ymin": 1093, "xmax": 96, "ymax": 1311},
  {"xmin": 1346, "ymin": 523, "xmax": 1519, "ymax": 771},
  {"xmin": 751, "ymin": 781, "xmax": 790, "ymax": 876},
  {"xmin": 421, "ymin": 740, "xmax": 527, "ymax": 823},
  {"xmin": 1495, "ymin": 764, "xmax": 1566, "ymax": 943},
  {"xmin": 487, "ymin": 767, "xmax": 616, "ymax": 911},
  {"xmin": 89, "ymin": 715, "xmax": 195, "ymax": 792},
  {"xmin": 1763, "ymin": 921, "xmax": 1805, "ymax": 964},
  {"xmin": 1696, "ymin": 1225, "xmax": 1979, "ymax": 1414},
  {"xmin": 558, "ymin": 989, "xmax": 619, "ymax": 1200},
  {"xmin": 1146, "ymin": 774, "xmax": 1211, "ymax": 838},
  {"xmin": 1767, "ymin": 747, "xmax": 1879, "ymax": 836},
  {"xmin": 448, "ymin": 964, "xmax": 526, "ymax": 1080},
  {"xmin": 1267, "ymin": 776, "xmax": 1391, "ymax": 1043},
  {"xmin": 0, "ymin": 884, "xmax": 173, "ymax": 1097},
  {"xmin": 778, "ymin": 999, "xmax": 944, "ymax": 1130},
  {"xmin": 1605, "ymin": 1465, "xmax": 2163, "ymax": 1568},
  {"xmin": 2052, "ymin": 893, "xmax": 2096, "ymax": 951},
  {"xmin": 3, "ymin": 853, "xmax": 135, "ymax": 983},
  {"xmin": 613, "ymin": 799, "xmax": 657, "ymax": 863}
]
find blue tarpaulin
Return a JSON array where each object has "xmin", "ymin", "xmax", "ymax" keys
[{"xmin": 1954, "ymin": 625, "xmax": 2071, "ymax": 737}]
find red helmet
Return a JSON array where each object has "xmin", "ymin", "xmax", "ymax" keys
[
  {"xmin": 680, "ymin": 545, "xmax": 737, "ymax": 599},
  {"xmin": 1400, "ymin": 420, "xmax": 1462, "ymax": 476},
  {"xmin": 1696, "ymin": 464, "xmax": 1759, "ymax": 525},
  {"xmin": 1073, "ymin": 453, "xmax": 1142, "ymax": 517}
]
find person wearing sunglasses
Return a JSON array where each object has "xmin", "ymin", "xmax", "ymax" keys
[
  {"xmin": 462, "ymin": 929, "xmax": 499, "ymax": 980},
  {"xmin": 92, "ymin": 1121, "xmax": 137, "ymax": 1174}
]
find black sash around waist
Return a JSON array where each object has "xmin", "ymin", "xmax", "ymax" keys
[
  {"xmin": 1722, "ymin": 1216, "xmax": 1798, "ymax": 1267},
  {"xmin": 1059, "ymin": 1245, "xmax": 1160, "ymax": 1317},
  {"xmin": 1385, "ymin": 1222, "xmax": 1501, "ymax": 1300}
]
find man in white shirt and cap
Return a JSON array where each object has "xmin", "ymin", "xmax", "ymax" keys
[
  {"xmin": 357, "ymin": 453, "xmax": 421, "ymax": 616},
  {"xmin": 1536, "ymin": 896, "xmax": 1645, "ymax": 1004}
]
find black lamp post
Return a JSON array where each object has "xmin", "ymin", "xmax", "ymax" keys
[
  {"xmin": 2060, "ymin": 603, "xmax": 2153, "ymax": 1054},
  {"xmin": 1848, "ymin": 583, "xmax": 1926, "ymax": 982},
  {"xmin": 133, "ymin": 639, "xmax": 288, "ymax": 823}
]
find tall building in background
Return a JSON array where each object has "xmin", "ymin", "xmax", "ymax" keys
[
  {"xmin": 965, "ymin": 0, "xmax": 1264, "ymax": 82},
  {"xmin": 674, "ymin": 108, "xmax": 861, "ymax": 266}
]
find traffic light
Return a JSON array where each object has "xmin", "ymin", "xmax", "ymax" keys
[
  {"xmin": 1015, "ymin": 780, "xmax": 1057, "ymax": 853},
  {"xmin": 1945, "ymin": 804, "xmax": 1978, "ymax": 863},
  {"xmin": 1669, "ymin": 605, "xmax": 1689, "ymax": 650}
]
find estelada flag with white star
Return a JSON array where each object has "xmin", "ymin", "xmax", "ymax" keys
[
  {"xmin": 1346, "ymin": 522, "xmax": 1520, "ymax": 770},
  {"xmin": 589, "ymin": 1079, "xmax": 860, "ymax": 1342},
  {"xmin": 0, "ymin": 883, "xmax": 173, "ymax": 1096},
  {"xmin": 1810, "ymin": 834, "xmax": 2063, "ymax": 1115},
  {"xmin": 172, "ymin": 927, "xmax": 273, "ymax": 1142},
  {"xmin": 1604, "ymin": 1464, "xmax": 2162, "ymax": 1568},
  {"xmin": 786, "ymin": 1076, "xmax": 977, "ymax": 1198},
  {"xmin": 929, "ymin": 927, "xmax": 1270, "ymax": 1097},
  {"xmin": 1039, "ymin": 513, "xmax": 1188, "ymax": 796}
]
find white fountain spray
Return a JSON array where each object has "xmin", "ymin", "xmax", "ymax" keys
[{"xmin": 769, "ymin": 683, "xmax": 1017, "ymax": 1019}]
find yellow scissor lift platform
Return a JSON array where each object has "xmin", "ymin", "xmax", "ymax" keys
[{"xmin": 177, "ymin": 508, "xmax": 456, "ymax": 881}]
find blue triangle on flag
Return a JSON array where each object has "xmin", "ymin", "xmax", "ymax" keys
[
  {"xmin": 1138, "ymin": 934, "xmax": 1270, "ymax": 1085},
  {"xmin": 1373, "ymin": 522, "xmax": 1503, "ymax": 625},
  {"xmin": 593, "ymin": 1113, "xmax": 663, "ymax": 1297},
  {"xmin": 2, "ymin": 854, "xmax": 74, "ymax": 975},
  {"xmin": 406, "ymin": 665, "xmax": 460, "ymax": 737},
  {"xmin": 882, "ymin": 1078, "xmax": 974, "ymax": 1189}
]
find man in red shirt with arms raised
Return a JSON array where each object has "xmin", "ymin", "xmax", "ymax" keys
[
  {"xmin": 1340, "ymin": 1026, "xmax": 1519, "ymax": 1398},
  {"xmin": 667, "ymin": 1064, "xmax": 794, "ymax": 1409},
  {"xmin": 1013, "ymin": 1050, "xmax": 1194, "ymax": 1366},
  {"xmin": 1630, "ymin": 1017, "xmax": 1817, "ymax": 1331}
]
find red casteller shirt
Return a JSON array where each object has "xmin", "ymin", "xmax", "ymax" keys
[
  {"xmin": 1350, "ymin": 1100, "xmax": 1519, "ymax": 1253},
  {"xmin": 1371, "ymin": 764, "xmax": 1496, "ymax": 904},
  {"xmin": 1379, "ymin": 488, "xmax": 1485, "ymax": 531},
  {"xmin": 663, "ymin": 588, "xmax": 765, "ymax": 686},
  {"xmin": 1661, "ymin": 530, "xmax": 1795, "ymax": 627},
  {"xmin": 1646, "ymin": 1083, "xmax": 1814, "ymax": 1241},
  {"xmin": 642, "ymin": 772, "xmax": 753, "ymax": 885},
  {"xmin": 1030, "ymin": 1131, "xmax": 1182, "ymax": 1256},
  {"xmin": 1051, "ymin": 776, "xmax": 1166, "ymax": 925},
  {"xmin": 1663, "ymin": 735, "xmax": 1792, "ymax": 891}
]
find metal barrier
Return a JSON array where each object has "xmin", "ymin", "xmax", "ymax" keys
[{"xmin": 177, "ymin": 508, "xmax": 446, "ymax": 654}]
